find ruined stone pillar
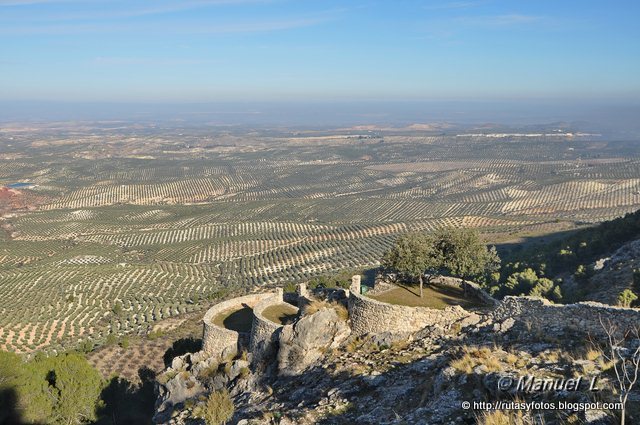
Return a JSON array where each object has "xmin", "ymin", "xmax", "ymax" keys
[
  {"xmin": 296, "ymin": 282, "xmax": 308, "ymax": 299},
  {"xmin": 350, "ymin": 275, "xmax": 361, "ymax": 295}
]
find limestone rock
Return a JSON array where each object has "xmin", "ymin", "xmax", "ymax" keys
[
  {"xmin": 583, "ymin": 409, "xmax": 612, "ymax": 424},
  {"xmin": 277, "ymin": 307, "xmax": 350, "ymax": 376},
  {"xmin": 369, "ymin": 331, "xmax": 411, "ymax": 348},
  {"xmin": 227, "ymin": 359, "xmax": 250, "ymax": 381},
  {"xmin": 155, "ymin": 372, "xmax": 206, "ymax": 423}
]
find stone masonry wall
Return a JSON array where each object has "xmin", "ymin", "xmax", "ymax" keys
[
  {"xmin": 250, "ymin": 288, "xmax": 293, "ymax": 364},
  {"xmin": 348, "ymin": 276, "xmax": 470, "ymax": 336},
  {"xmin": 205, "ymin": 279, "xmax": 640, "ymax": 363},
  {"xmin": 432, "ymin": 276, "xmax": 499, "ymax": 307},
  {"xmin": 492, "ymin": 296, "xmax": 640, "ymax": 339},
  {"xmin": 202, "ymin": 293, "xmax": 273, "ymax": 359}
]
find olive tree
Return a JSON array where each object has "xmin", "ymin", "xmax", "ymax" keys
[
  {"xmin": 382, "ymin": 232, "xmax": 439, "ymax": 297},
  {"xmin": 382, "ymin": 228, "xmax": 500, "ymax": 297},
  {"xmin": 432, "ymin": 227, "xmax": 501, "ymax": 285}
]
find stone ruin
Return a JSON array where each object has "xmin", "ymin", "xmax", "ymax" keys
[{"xmin": 201, "ymin": 274, "xmax": 640, "ymax": 372}]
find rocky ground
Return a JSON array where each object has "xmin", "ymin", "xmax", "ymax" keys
[
  {"xmin": 153, "ymin": 299, "xmax": 640, "ymax": 425},
  {"xmin": 584, "ymin": 239, "xmax": 640, "ymax": 305}
]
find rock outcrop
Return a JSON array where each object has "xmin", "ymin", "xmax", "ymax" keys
[
  {"xmin": 154, "ymin": 276, "xmax": 640, "ymax": 424},
  {"xmin": 277, "ymin": 307, "xmax": 351, "ymax": 376}
]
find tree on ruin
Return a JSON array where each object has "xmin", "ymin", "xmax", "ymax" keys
[
  {"xmin": 431, "ymin": 227, "xmax": 500, "ymax": 285},
  {"xmin": 382, "ymin": 232, "xmax": 440, "ymax": 297},
  {"xmin": 382, "ymin": 228, "xmax": 500, "ymax": 297}
]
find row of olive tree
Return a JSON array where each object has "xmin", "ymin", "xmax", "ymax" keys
[{"xmin": 381, "ymin": 227, "xmax": 500, "ymax": 297}]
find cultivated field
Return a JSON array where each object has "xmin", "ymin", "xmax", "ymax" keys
[{"xmin": 1, "ymin": 124, "xmax": 640, "ymax": 353}]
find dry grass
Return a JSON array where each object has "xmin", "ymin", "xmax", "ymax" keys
[
  {"xmin": 597, "ymin": 357, "xmax": 616, "ymax": 371},
  {"xmin": 451, "ymin": 346, "xmax": 504, "ymax": 374},
  {"xmin": 305, "ymin": 300, "xmax": 349, "ymax": 321},
  {"xmin": 539, "ymin": 350, "xmax": 561, "ymax": 363},
  {"xmin": 345, "ymin": 336, "xmax": 364, "ymax": 353},
  {"xmin": 584, "ymin": 348, "xmax": 602, "ymax": 361},
  {"xmin": 199, "ymin": 362, "xmax": 219, "ymax": 380},
  {"xmin": 539, "ymin": 349, "xmax": 576, "ymax": 365},
  {"xmin": 479, "ymin": 410, "xmax": 582, "ymax": 425},
  {"xmin": 157, "ymin": 370, "xmax": 177, "ymax": 385},
  {"xmin": 505, "ymin": 352, "xmax": 519, "ymax": 365},
  {"xmin": 476, "ymin": 410, "xmax": 529, "ymax": 425},
  {"xmin": 201, "ymin": 389, "xmax": 234, "ymax": 425},
  {"xmin": 331, "ymin": 303, "xmax": 349, "ymax": 321}
]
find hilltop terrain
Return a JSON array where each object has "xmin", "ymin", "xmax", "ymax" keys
[{"xmin": 153, "ymin": 277, "xmax": 640, "ymax": 425}]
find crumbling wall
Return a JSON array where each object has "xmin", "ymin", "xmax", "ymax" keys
[{"xmin": 492, "ymin": 296, "xmax": 640, "ymax": 338}]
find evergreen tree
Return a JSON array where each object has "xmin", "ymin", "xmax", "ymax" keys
[{"xmin": 382, "ymin": 232, "xmax": 439, "ymax": 297}]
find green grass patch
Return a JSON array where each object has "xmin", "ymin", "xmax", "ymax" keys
[
  {"xmin": 261, "ymin": 303, "xmax": 299, "ymax": 325},
  {"xmin": 213, "ymin": 306, "xmax": 254, "ymax": 333},
  {"xmin": 369, "ymin": 284, "xmax": 483, "ymax": 309}
]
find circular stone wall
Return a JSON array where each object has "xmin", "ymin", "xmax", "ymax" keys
[
  {"xmin": 347, "ymin": 275, "xmax": 486, "ymax": 336},
  {"xmin": 202, "ymin": 293, "xmax": 274, "ymax": 359},
  {"xmin": 250, "ymin": 288, "xmax": 300, "ymax": 364}
]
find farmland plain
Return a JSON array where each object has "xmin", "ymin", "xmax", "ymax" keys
[{"xmin": 1, "ymin": 123, "xmax": 640, "ymax": 353}]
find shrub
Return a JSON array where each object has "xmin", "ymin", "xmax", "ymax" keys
[
  {"xmin": 112, "ymin": 301, "xmax": 123, "ymax": 316},
  {"xmin": 199, "ymin": 362, "xmax": 219, "ymax": 381},
  {"xmin": 105, "ymin": 334, "xmax": 118, "ymax": 346},
  {"xmin": 202, "ymin": 389, "xmax": 234, "ymax": 425},
  {"xmin": 574, "ymin": 264, "xmax": 593, "ymax": 282},
  {"xmin": 450, "ymin": 346, "xmax": 503, "ymax": 374},
  {"xmin": 147, "ymin": 330, "xmax": 165, "ymax": 340},
  {"xmin": 283, "ymin": 281, "xmax": 297, "ymax": 293},
  {"xmin": 304, "ymin": 300, "xmax": 348, "ymax": 320},
  {"xmin": 528, "ymin": 277, "xmax": 554, "ymax": 298},
  {"xmin": 550, "ymin": 285, "xmax": 563, "ymax": 302},
  {"xmin": 617, "ymin": 289, "xmax": 638, "ymax": 308},
  {"xmin": 79, "ymin": 340, "xmax": 95, "ymax": 353},
  {"xmin": 3, "ymin": 352, "xmax": 104, "ymax": 424},
  {"xmin": 239, "ymin": 367, "xmax": 250, "ymax": 378}
]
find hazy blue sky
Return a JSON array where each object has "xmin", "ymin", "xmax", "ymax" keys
[{"xmin": 1, "ymin": 0, "xmax": 639, "ymax": 103}]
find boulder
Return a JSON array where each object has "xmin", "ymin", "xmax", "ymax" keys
[
  {"xmin": 277, "ymin": 307, "xmax": 350, "ymax": 376},
  {"xmin": 154, "ymin": 372, "xmax": 206, "ymax": 423}
]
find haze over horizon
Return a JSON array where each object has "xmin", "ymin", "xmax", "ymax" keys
[{"xmin": 2, "ymin": 99, "xmax": 640, "ymax": 136}]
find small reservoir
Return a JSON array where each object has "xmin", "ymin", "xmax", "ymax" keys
[{"xmin": 7, "ymin": 182, "xmax": 34, "ymax": 189}]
